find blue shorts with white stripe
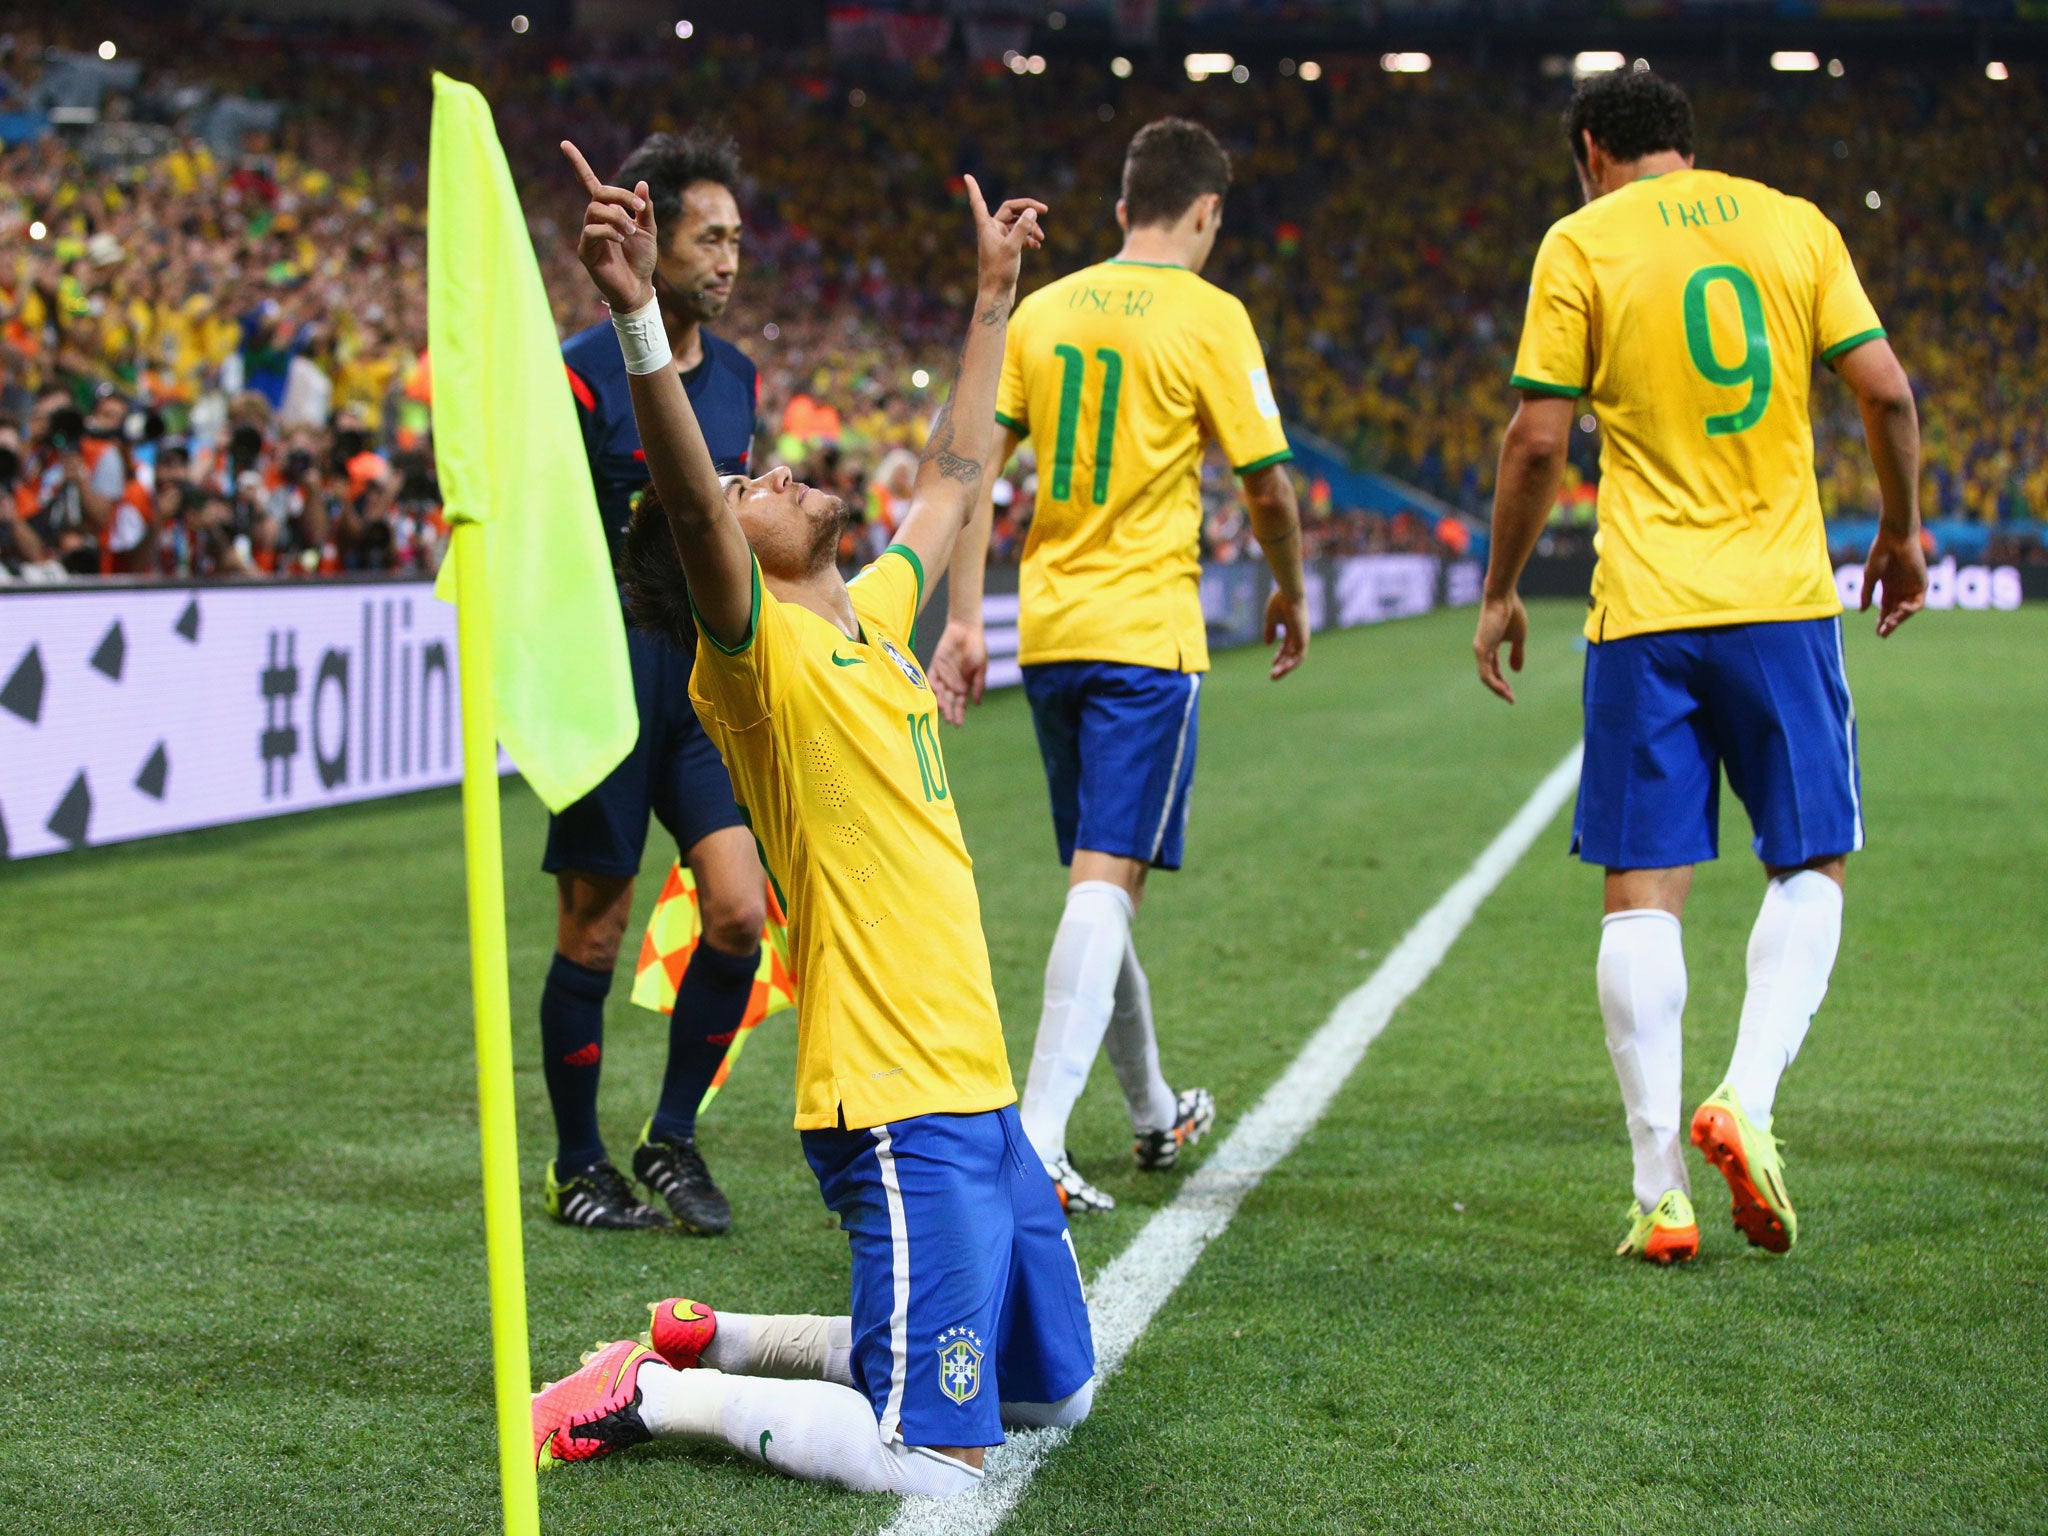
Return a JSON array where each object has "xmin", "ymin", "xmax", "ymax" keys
[
  {"xmin": 1023, "ymin": 660, "xmax": 1203, "ymax": 871},
  {"xmin": 802, "ymin": 1104, "xmax": 1096, "ymax": 1449},
  {"xmin": 1574, "ymin": 615, "xmax": 1864, "ymax": 870}
]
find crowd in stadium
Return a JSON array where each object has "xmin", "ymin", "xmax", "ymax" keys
[{"xmin": 1, "ymin": 10, "xmax": 2043, "ymax": 581}]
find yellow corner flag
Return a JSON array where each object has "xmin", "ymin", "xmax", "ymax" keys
[
  {"xmin": 426, "ymin": 73, "xmax": 636, "ymax": 1536},
  {"xmin": 428, "ymin": 71, "xmax": 636, "ymax": 812}
]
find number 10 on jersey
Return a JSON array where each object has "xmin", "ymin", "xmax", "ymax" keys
[{"xmin": 907, "ymin": 711, "xmax": 949, "ymax": 803}]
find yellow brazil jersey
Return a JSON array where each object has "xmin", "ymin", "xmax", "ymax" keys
[
  {"xmin": 1511, "ymin": 168, "xmax": 1885, "ymax": 640},
  {"xmin": 998, "ymin": 260, "xmax": 1292, "ymax": 672},
  {"xmin": 689, "ymin": 545, "xmax": 1015, "ymax": 1132}
]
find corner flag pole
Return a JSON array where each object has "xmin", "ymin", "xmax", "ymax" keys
[{"xmin": 452, "ymin": 516, "xmax": 542, "ymax": 1536}]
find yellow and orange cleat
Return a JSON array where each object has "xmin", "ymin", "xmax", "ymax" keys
[
  {"xmin": 1692, "ymin": 1084, "xmax": 1798, "ymax": 1254},
  {"xmin": 1616, "ymin": 1189, "xmax": 1700, "ymax": 1265}
]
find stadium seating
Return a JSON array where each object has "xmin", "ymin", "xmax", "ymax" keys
[{"xmin": 1, "ymin": 14, "xmax": 2042, "ymax": 580}]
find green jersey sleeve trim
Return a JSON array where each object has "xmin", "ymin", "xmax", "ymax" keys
[
  {"xmin": 994, "ymin": 410, "xmax": 1028, "ymax": 435},
  {"xmin": 1510, "ymin": 374, "xmax": 1585, "ymax": 399},
  {"xmin": 690, "ymin": 556, "xmax": 761, "ymax": 656},
  {"xmin": 1233, "ymin": 448, "xmax": 1295, "ymax": 477},
  {"xmin": 1821, "ymin": 327, "xmax": 1887, "ymax": 364},
  {"xmin": 884, "ymin": 542, "xmax": 925, "ymax": 614}
]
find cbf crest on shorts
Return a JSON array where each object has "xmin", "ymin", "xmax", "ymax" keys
[
  {"xmin": 880, "ymin": 637, "xmax": 927, "ymax": 690},
  {"xmin": 937, "ymin": 1325, "xmax": 984, "ymax": 1405}
]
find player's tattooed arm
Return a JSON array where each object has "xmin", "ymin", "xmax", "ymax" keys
[{"xmin": 891, "ymin": 177, "xmax": 1045, "ymax": 611}]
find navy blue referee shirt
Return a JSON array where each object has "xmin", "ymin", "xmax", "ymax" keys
[{"xmin": 562, "ymin": 319, "xmax": 758, "ymax": 565}]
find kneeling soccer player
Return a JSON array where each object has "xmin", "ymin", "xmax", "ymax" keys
[{"xmin": 530, "ymin": 143, "xmax": 1092, "ymax": 1497}]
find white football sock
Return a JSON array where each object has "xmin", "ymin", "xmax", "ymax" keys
[
  {"xmin": 1725, "ymin": 870, "xmax": 1843, "ymax": 1127},
  {"xmin": 635, "ymin": 1365, "xmax": 983, "ymax": 1497},
  {"xmin": 1020, "ymin": 881, "xmax": 1133, "ymax": 1165},
  {"xmin": 1103, "ymin": 938, "xmax": 1177, "ymax": 1134},
  {"xmin": 1002, "ymin": 1376, "xmax": 1096, "ymax": 1430},
  {"xmin": 702, "ymin": 1312, "xmax": 854, "ymax": 1387},
  {"xmin": 1598, "ymin": 910, "xmax": 1690, "ymax": 1211}
]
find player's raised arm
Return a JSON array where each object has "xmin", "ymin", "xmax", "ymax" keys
[
  {"xmin": 889, "ymin": 177, "xmax": 1044, "ymax": 604},
  {"xmin": 929, "ymin": 423, "xmax": 1019, "ymax": 726},
  {"xmin": 561, "ymin": 139, "xmax": 753, "ymax": 647}
]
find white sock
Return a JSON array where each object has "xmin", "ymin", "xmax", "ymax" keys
[
  {"xmin": 1020, "ymin": 881, "xmax": 1133, "ymax": 1165},
  {"xmin": 701, "ymin": 1312, "xmax": 854, "ymax": 1387},
  {"xmin": 635, "ymin": 1365, "xmax": 983, "ymax": 1497},
  {"xmin": 1002, "ymin": 1377, "xmax": 1096, "ymax": 1430},
  {"xmin": 1725, "ymin": 870, "xmax": 1843, "ymax": 1126},
  {"xmin": 1103, "ymin": 938, "xmax": 1177, "ymax": 1134},
  {"xmin": 1598, "ymin": 910, "xmax": 1690, "ymax": 1211}
]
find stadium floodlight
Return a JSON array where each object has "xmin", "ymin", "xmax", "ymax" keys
[
  {"xmin": 1380, "ymin": 52, "xmax": 1432, "ymax": 74},
  {"xmin": 1280, "ymin": 58, "xmax": 1297, "ymax": 76},
  {"xmin": 1111, "ymin": 56, "xmax": 1133, "ymax": 78},
  {"xmin": 1047, "ymin": 10, "xmax": 1066, "ymax": 28},
  {"xmin": 1865, "ymin": 189, "xmax": 1882, "ymax": 209},
  {"xmin": 1986, "ymin": 60, "xmax": 2010, "ymax": 81},
  {"xmin": 98, "ymin": 39, "xmax": 117, "ymax": 60},
  {"xmin": 1632, "ymin": 58, "xmax": 1650, "ymax": 73},
  {"xmin": 1828, "ymin": 57, "xmax": 1845, "ymax": 77},
  {"xmin": 28, "ymin": 219, "xmax": 45, "ymax": 240},
  {"xmin": 1573, "ymin": 51, "xmax": 1625, "ymax": 76},
  {"xmin": 1006, "ymin": 50, "xmax": 1028, "ymax": 74},
  {"xmin": 1231, "ymin": 63, "xmax": 1249, "ymax": 83},
  {"xmin": 674, "ymin": 18, "xmax": 694, "ymax": 38},
  {"xmin": 1298, "ymin": 60, "xmax": 1323, "ymax": 81},
  {"xmin": 510, "ymin": 14, "xmax": 529, "ymax": 33},
  {"xmin": 1771, "ymin": 51, "xmax": 1821, "ymax": 72},
  {"xmin": 1184, "ymin": 52, "xmax": 1233, "ymax": 83},
  {"xmin": 911, "ymin": 368, "xmax": 931, "ymax": 389},
  {"xmin": 1028, "ymin": 54, "xmax": 1046, "ymax": 74}
]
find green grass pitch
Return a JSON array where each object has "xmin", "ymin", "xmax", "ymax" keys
[{"xmin": 3, "ymin": 599, "xmax": 2043, "ymax": 1534}]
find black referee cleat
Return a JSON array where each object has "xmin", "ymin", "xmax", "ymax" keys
[
  {"xmin": 633, "ymin": 1124, "xmax": 733, "ymax": 1236},
  {"xmin": 544, "ymin": 1159, "xmax": 671, "ymax": 1230}
]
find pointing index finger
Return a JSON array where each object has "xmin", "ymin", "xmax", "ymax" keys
[
  {"xmin": 560, "ymin": 140, "xmax": 604, "ymax": 196},
  {"xmin": 963, "ymin": 174, "xmax": 991, "ymax": 223}
]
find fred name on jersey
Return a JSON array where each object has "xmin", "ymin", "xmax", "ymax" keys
[{"xmin": 1655, "ymin": 192, "xmax": 1743, "ymax": 230}]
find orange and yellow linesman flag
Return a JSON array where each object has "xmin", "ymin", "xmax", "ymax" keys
[{"xmin": 631, "ymin": 862, "xmax": 797, "ymax": 1110}]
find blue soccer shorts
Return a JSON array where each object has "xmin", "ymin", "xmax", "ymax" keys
[
  {"xmin": 1574, "ymin": 616, "xmax": 1863, "ymax": 871},
  {"xmin": 1022, "ymin": 660, "xmax": 1202, "ymax": 871},
  {"xmin": 542, "ymin": 615, "xmax": 745, "ymax": 877},
  {"xmin": 802, "ymin": 1104, "xmax": 1096, "ymax": 1449}
]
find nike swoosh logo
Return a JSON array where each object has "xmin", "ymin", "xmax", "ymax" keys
[
  {"xmin": 831, "ymin": 652, "xmax": 865, "ymax": 666},
  {"xmin": 759, "ymin": 1428, "xmax": 773, "ymax": 1464}
]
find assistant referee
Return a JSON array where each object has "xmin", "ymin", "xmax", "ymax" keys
[{"xmin": 539, "ymin": 130, "xmax": 765, "ymax": 1236}]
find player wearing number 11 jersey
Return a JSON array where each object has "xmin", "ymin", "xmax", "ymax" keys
[
  {"xmin": 933, "ymin": 119, "xmax": 1309, "ymax": 1214},
  {"xmin": 1475, "ymin": 70, "xmax": 1926, "ymax": 1263}
]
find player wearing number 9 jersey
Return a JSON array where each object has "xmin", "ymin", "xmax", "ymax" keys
[
  {"xmin": 932, "ymin": 118, "xmax": 1310, "ymax": 1215},
  {"xmin": 1476, "ymin": 70, "xmax": 1926, "ymax": 1264}
]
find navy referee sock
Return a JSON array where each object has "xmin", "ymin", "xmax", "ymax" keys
[
  {"xmin": 540, "ymin": 952, "xmax": 613, "ymax": 1174},
  {"xmin": 650, "ymin": 941, "xmax": 761, "ymax": 1144}
]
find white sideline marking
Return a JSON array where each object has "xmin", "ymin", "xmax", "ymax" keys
[{"xmin": 881, "ymin": 743, "xmax": 1585, "ymax": 1536}]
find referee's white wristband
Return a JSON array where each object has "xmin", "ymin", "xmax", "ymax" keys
[{"xmin": 611, "ymin": 293, "xmax": 671, "ymax": 375}]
